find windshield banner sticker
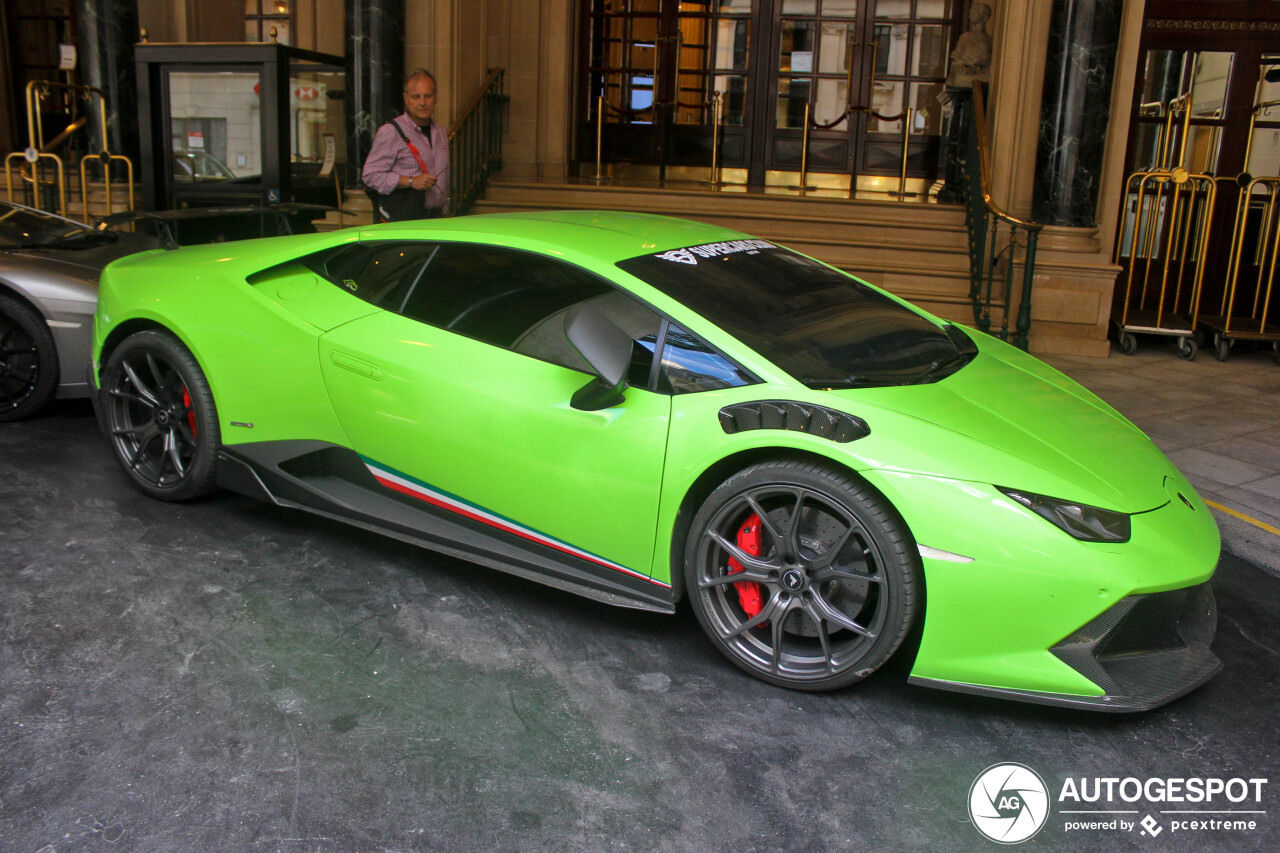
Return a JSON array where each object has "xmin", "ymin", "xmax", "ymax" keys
[
  {"xmin": 657, "ymin": 249, "xmax": 699, "ymax": 264},
  {"xmin": 657, "ymin": 239, "xmax": 776, "ymax": 265}
]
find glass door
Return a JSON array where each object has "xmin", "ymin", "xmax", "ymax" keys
[
  {"xmin": 670, "ymin": 1, "xmax": 756, "ymax": 169},
  {"xmin": 1126, "ymin": 50, "xmax": 1234, "ymax": 176},
  {"xmin": 759, "ymin": 0, "xmax": 950, "ymax": 188},
  {"xmin": 862, "ymin": 1, "xmax": 951, "ymax": 182},
  {"xmin": 762, "ymin": 0, "xmax": 862, "ymax": 179},
  {"xmin": 584, "ymin": 0, "xmax": 755, "ymax": 173},
  {"xmin": 1246, "ymin": 55, "xmax": 1280, "ymax": 179},
  {"xmin": 1226, "ymin": 56, "xmax": 1280, "ymax": 333},
  {"xmin": 579, "ymin": 0, "xmax": 956, "ymax": 189},
  {"xmin": 588, "ymin": 0, "xmax": 663, "ymax": 166},
  {"xmin": 1118, "ymin": 11, "xmax": 1280, "ymax": 328}
]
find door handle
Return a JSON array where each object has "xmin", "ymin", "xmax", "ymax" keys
[{"xmin": 331, "ymin": 351, "xmax": 383, "ymax": 380}]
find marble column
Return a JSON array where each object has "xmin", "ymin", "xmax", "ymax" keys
[
  {"xmin": 1031, "ymin": 0, "xmax": 1122, "ymax": 227},
  {"xmin": 76, "ymin": 0, "xmax": 141, "ymax": 165},
  {"xmin": 347, "ymin": 0, "xmax": 405, "ymax": 188}
]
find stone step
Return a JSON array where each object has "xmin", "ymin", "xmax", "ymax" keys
[
  {"xmin": 479, "ymin": 181, "xmax": 966, "ymax": 233},
  {"xmin": 475, "ymin": 179, "xmax": 973, "ymax": 319}
]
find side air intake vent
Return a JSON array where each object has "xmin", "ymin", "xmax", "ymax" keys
[{"xmin": 717, "ymin": 401, "xmax": 869, "ymax": 443}]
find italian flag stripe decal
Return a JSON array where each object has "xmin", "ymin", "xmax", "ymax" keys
[{"xmin": 362, "ymin": 457, "xmax": 670, "ymax": 588}]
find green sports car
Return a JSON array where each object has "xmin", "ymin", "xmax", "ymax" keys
[{"xmin": 90, "ymin": 211, "xmax": 1220, "ymax": 711}]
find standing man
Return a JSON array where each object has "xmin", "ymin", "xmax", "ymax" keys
[{"xmin": 362, "ymin": 69, "xmax": 450, "ymax": 222}]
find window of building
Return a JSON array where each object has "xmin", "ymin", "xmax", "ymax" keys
[{"xmin": 245, "ymin": 0, "xmax": 293, "ymax": 44}]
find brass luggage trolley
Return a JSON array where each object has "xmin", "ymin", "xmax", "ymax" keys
[
  {"xmin": 3, "ymin": 80, "xmax": 134, "ymax": 222},
  {"xmin": 1112, "ymin": 166, "xmax": 1217, "ymax": 359},
  {"xmin": 1198, "ymin": 176, "xmax": 1280, "ymax": 363}
]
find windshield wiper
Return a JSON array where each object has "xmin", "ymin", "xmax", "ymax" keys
[
  {"xmin": 907, "ymin": 352, "xmax": 967, "ymax": 384},
  {"xmin": 802, "ymin": 375, "xmax": 882, "ymax": 389}
]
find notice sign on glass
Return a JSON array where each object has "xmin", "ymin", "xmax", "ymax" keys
[{"xmin": 319, "ymin": 134, "xmax": 337, "ymax": 178}]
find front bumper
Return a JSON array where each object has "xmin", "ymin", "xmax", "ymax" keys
[
  {"xmin": 910, "ymin": 582, "xmax": 1220, "ymax": 711},
  {"xmin": 871, "ymin": 464, "xmax": 1220, "ymax": 711}
]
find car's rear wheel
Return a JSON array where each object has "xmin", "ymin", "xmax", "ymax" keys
[
  {"xmin": 0, "ymin": 292, "xmax": 58, "ymax": 422},
  {"xmin": 102, "ymin": 330, "xmax": 220, "ymax": 501},
  {"xmin": 685, "ymin": 460, "xmax": 918, "ymax": 691}
]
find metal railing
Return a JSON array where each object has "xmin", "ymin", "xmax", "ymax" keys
[
  {"xmin": 965, "ymin": 85, "xmax": 1043, "ymax": 350},
  {"xmin": 448, "ymin": 68, "xmax": 508, "ymax": 216}
]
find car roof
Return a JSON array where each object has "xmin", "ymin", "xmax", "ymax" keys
[{"xmin": 363, "ymin": 210, "xmax": 754, "ymax": 263}]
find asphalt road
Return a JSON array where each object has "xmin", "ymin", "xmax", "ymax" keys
[{"xmin": 2, "ymin": 402, "xmax": 1278, "ymax": 852}]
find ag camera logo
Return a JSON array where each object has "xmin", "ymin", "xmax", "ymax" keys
[{"xmin": 969, "ymin": 763, "xmax": 1050, "ymax": 844}]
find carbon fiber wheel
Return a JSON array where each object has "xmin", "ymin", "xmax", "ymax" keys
[
  {"xmin": 0, "ymin": 293, "xmax": 58, "ymax": 422},
  {"xmin": 686, "ymin": 460, "xmax": 918, "ymax": 691},
  {"xmin": 102, "ymin": 330, "xmax": 220, "ymax": 501}
]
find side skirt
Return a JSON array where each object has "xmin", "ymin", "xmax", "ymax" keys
[{"xmin": 216, "ymin": 440, "xmax": 676, "ymax": 614}]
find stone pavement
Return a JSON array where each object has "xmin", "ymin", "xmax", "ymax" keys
[{"xmin": 1045, "ymin": 340, "xmax": 1280, "ymax": 575}]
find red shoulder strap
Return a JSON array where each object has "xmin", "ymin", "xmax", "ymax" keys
[{"xmin": 390, "ymin": 120, "xmax": 430, "ymax": 174}]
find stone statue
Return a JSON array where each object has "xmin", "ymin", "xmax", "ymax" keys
[{"xmin": 947, "ymin": 1, "xmax": 994, "ymax": 89}]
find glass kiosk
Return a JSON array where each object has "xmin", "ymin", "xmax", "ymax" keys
[{"xmin": 135, "ymin": 42, "xmax": 347, "ymax": 212}]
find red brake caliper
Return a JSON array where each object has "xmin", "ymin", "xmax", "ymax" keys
[
  {"xmin": 182, "ymin": 386, "xmax": 196, "ymax": 436},
  {"xmin": 727, "ymin": 513, "xmax": 765, "ymax": 619}
]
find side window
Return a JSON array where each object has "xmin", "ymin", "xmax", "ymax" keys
[
  {"xmin": 399, "ymin": 243, "xmax": 664, "ymax": 381},
  {"xmin": 305, "ymin": 242, "xmax": 437, "ymax": 311},
  {"xmin": 658, "ymin": 324, "xmax": 754, "ymax": 394}
]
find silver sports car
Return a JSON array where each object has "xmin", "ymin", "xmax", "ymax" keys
[
  {"xmin": 1, "ymin": 200, "xmax": 336, "ymax": 421},
  {"xmin": 0, "ymin": 201, "xmax": 156, "ymax": 421}
]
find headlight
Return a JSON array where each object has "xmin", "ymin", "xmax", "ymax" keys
[{"xmin": 998, "ymin": 488, "xmax": 1131, "ymax": 543}]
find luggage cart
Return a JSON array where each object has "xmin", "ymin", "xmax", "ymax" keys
[
  {"xmin": 1197, "ymin": 176, "xmax": 1280, "ymax": 364},
  {"xmin": 1112, "ymin": 167, "xmax": 1217, "ymax": 359}
]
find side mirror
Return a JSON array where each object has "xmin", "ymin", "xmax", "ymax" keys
[{"xmin": 565, "ymin": 302, "xmax": 631, "ymax": 411}]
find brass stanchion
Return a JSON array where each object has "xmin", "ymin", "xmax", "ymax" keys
[
  {"xmin": 789, "ymin": 102, "xmax": 816, "ymax": 192},
  {"xmin": 888, "ymin": 107, "xmax": 916, "ymax": 198},
  {"xmin": 592, "ymin": 94, "xmax": 607, "ymax": 183},
  {"xmin": 702, "ymin": 91, "xmax": 724, "ymax": 188}
]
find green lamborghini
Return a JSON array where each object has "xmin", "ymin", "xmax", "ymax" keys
[{"xmin": 90, "ymin": 211, "xmax": 1220, "ymax": 711}]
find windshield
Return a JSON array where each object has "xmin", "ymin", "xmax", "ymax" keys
[
  {"xmin": 617, "ymin": 242, "xmax": 976, "ymax": 389},
  {"xmin": 0, "ymin": 203, "xmax": 94, "ymax": 248},
  {"xmin": 172, "ymin": 150, "xmax": 236, "ymax": 182}
]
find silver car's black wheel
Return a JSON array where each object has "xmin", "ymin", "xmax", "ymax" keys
[
  {"xmin": 0, "ymin": 293, "xmax": 58, "ymax": 422},
  {"xmin": 685, "ymin": 460, "xmax": 918, "ymax": 691},
  {"xmin": 102, "ymin": 330, "xmax": 220, "ymax": 501}
]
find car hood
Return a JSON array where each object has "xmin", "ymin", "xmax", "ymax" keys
[
  {"xmin": 8, "ymin": 232, "xmax": 156, "ymax": 276},
  {"xmin": 833, "ymin": 344, "xmax": 1172, "ymax": 512}
]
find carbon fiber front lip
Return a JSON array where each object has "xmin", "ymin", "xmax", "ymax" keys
[{"xmin": 909, "ymin": 658, "xmax": 1221, "ymax": 713}]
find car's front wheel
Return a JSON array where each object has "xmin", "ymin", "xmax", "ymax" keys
[
  {"xmin": 685, "ymin": 460, "xmax": 919, "ymax": 691},
  {"xmin": 0, "ymin": 292, "xmax": 58, "ymax": 422},
  {"xmin": 102, "ymin": 329, "xmax": 220, "ymax": 501}
]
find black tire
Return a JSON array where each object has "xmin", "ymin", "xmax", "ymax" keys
[
  {"xmin": 684, "ymin": 460, "xmax": 919, "ymax": 691},
  {"xmin": 0, "ymin": 292, "xmax": 59, "ymax": 422},
  {"xmin": 1119, "ymin": 332, "xmax": 1137, "ymax": 356},
  {"xmin": 1215, "ymin": 337, "xmax": 1230, "ymax": 362},
  {"xmin": 1178, "ymin": 337, "xmax": 1198, "ymax": 360},
  {"xmin": 101, "ymin": 329, "xmax": 220, "ymax": 501}
]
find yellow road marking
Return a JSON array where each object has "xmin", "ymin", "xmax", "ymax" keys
[{"xmin": 1205, "ymin": 499, "xmax": 1280, "ymax": 538}]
